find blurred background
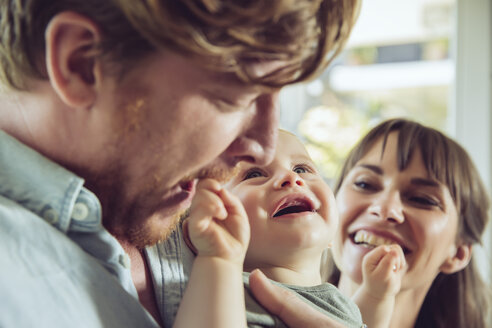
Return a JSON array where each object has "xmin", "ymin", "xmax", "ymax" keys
[{"xmin": 279, "ymin": 0, "xmax": 492, "ymax": 283}]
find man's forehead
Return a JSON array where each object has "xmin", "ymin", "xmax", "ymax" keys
[
  {"xmin": 243, "ymin": 60, "xmax": 289, "ymax": 79},
  {"xmin": 209, "ymin": 59, "xmax": 287, "ymax": 85},
  {"xmin": 211, "ymin": 60, "xmax": 288, "ymax": 88}
]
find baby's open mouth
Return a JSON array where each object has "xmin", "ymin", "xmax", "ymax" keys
[
  {"xmin": 351, "ymin": 230, "xmax": 410, "ymax": 254},
  {"xmin": 273, "ymin": 197, "xmax": 316, "ymax": 218}
]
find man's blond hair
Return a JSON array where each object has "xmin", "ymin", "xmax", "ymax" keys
[{"xmin": 0, "ymin": 0, "xmax": 360, "ymax": 90}]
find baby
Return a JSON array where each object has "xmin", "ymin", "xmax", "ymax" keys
[{"xmin": 174, "ymin": 130, "xmax": 403, "ymax": 328}]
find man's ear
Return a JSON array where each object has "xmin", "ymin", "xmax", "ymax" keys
[
  {"xmin": 45, "ymin": 11, "xmax": 103, "ymax": 109},
  {"xmin": 440, "ymin": 243, "xmax": 473, "ymax": 274}
]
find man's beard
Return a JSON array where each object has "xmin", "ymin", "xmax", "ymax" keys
[
  {"xmin": 66, "ymin": 93, "xmax": 241, "ymax": 248},
  {"xmin": 82, "ymin": 163, "xmax": 239, "ymax": 249}
]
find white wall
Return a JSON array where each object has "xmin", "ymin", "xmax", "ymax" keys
[
  {"xmin": 452, "ymin": 0, "xmax": 492, "ymax": 281},
  {"xmin": 347, "ymin": 0, "xmax": 454, "ymax": 47}
]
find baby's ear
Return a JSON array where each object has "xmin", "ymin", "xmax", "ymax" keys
[{"xmin": 439, "ymin": 243, "xmax": 472, "ymax": 274}]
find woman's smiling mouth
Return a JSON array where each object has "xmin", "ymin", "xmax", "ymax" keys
[{"xmin": 350, "ymin": 230, "xmax": 410, "ymax": 255}]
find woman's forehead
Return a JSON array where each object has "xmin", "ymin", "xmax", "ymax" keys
[{"xmin": 359, "ymin": 133, "xmax": 428, "ymax": 174}]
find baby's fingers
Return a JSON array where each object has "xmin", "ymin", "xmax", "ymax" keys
[
  {"xmin": 362, "ymin": 245, "xmax": 390, "ymax": 274},
  {"xmin": 363, "ymin": 244, "xmax": 405, "ymax": 277},
  {"xmin": 217, "ymin": 188, "xmax": 250, "ymax": 246},
  {"xmin": 188, "ymin": 180, "xmax": 227, "ymax": 234},
  {"xmin": 190, "ymin": 180, "xmax": 227, "ymax": 217},
  {"xmin": 387, "ymin": 244, "xmax": 406, "ymax": 273}
]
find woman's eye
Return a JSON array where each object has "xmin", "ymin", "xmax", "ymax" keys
[
  {"xmin": 409, "ymin": 196, "xmax": 439, "ymax": 207},
  {"xmin": 354, "ymin": 180, "xmax": 374, "ymax": 190},
  {"xmin": 243, "ymin": 169, "xmax": 264, "ymax": 180}
]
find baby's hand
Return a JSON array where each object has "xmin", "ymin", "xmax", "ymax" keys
[
  {"xmin": 184, "ymin": 179, "xmax": 250, "ymax": 265},
  {"xmin": 361, "ymin": 244, "xmax": 406, "ymax": 299}
]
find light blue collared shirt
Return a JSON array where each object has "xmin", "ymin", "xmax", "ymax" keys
[{"xmin": 0, "ymin": 130, "xmax": 159, "ymax": 328}]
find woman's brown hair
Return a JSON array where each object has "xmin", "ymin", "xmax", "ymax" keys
[
  {"xmin": 330, "ymin": 118, "xmax": 491, "ymax": 328},
  {"xmin": 0, "ymin": 0, "xmax": 359, "ymax": 90}
]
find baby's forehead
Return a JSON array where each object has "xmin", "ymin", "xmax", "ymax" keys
[
  {"xmin": 277, "ymin": 131, "xmax": 309, "ymax": 154},
  {"xmin": 278, "ymin": 129, "xmax": 300, "ymax": 142}
]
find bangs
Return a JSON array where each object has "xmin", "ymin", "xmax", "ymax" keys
[
  {"xmin": 336, "ymin": 118, "xmax": 489, "ymax": 244},
  {"xmin": 392, "ymin": 123, "xmax": 459, "ymax": 206},
  {"xmin": 336, "ymin": 119, "xmax": 460, "ymax": 206}
]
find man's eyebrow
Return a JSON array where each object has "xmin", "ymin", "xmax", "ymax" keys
[
  {"xmin": 410, "ymin": 177, "xmax": 440, "ymax": 188},
  {"xmin": 357, "ymin": 164, "xmax": 383, "ymax": 175}
]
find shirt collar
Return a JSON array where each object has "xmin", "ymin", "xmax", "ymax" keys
[{"xmin": 0, "ymin": 130, "xmax": 101, "ymax": 232}]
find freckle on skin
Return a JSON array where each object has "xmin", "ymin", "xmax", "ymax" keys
[
  {"xmin": 124, "ymin": 98, "xmax": 146, "ymax": 133},
  {"xmin": 153, "ymin": 173, "xmax": 163, "ymax": 186}
]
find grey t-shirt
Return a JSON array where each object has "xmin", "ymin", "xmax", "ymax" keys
[
  {"xmin": 243, "ymin": 272, "xmax": 365, "ymax": 328},
  {"xmin": 145, "ymin": 223, "xmax": 365, "ymax": 328}
]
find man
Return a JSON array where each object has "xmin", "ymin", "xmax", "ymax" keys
[{"xmin": 0, "ymin": 1, "xmax": 359, "ymax": 327}]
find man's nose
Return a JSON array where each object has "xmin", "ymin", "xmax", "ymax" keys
[
  {"xmin": 368, "ymin": 190, "xmax": 404, "ymax": 223},
  {"xmin": 226, "ymin": 91, "xmax": 279, "ymax": 166}
]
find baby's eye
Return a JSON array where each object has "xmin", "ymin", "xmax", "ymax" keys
[
  {"xmin": 243, "ymin": 169, "xmax": 265, "ymax": 180},
  {"xmin": 293, "ymin": 165, "xmax": 311, "ymax": 174},
  {"xmin": 293, "ymin": 167, "xmax": 306, "ymax": 174}
]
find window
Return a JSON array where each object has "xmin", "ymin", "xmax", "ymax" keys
[
  {"xmin": 280, "ymin": 0, "xmax": 492, "ymax": 283},
  {"xmin": 280, "ymin": 0, "xmax": 455, "ymax": 183}
]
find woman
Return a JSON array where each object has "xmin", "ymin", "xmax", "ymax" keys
[{"xmin": 328, "ymin": 118, "xmax": 491, "ymax": 327}]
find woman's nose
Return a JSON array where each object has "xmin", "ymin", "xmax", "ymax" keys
[
  {"xmin": 368, "ymin": 190, "xmax": 404, "ymax": 223},
  {"xmin": 273, "ymin": 170, "xmax": 304, "ymax": 189}
]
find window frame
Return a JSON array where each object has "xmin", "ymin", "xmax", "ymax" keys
[{"xmin": 452, "ymin": 0, "xmax": 492, "ymax": 282}]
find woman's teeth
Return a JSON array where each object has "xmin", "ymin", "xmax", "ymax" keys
[{"xmin": 353, "ymin": 230, "xmax": 396, "ymax": 248}]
